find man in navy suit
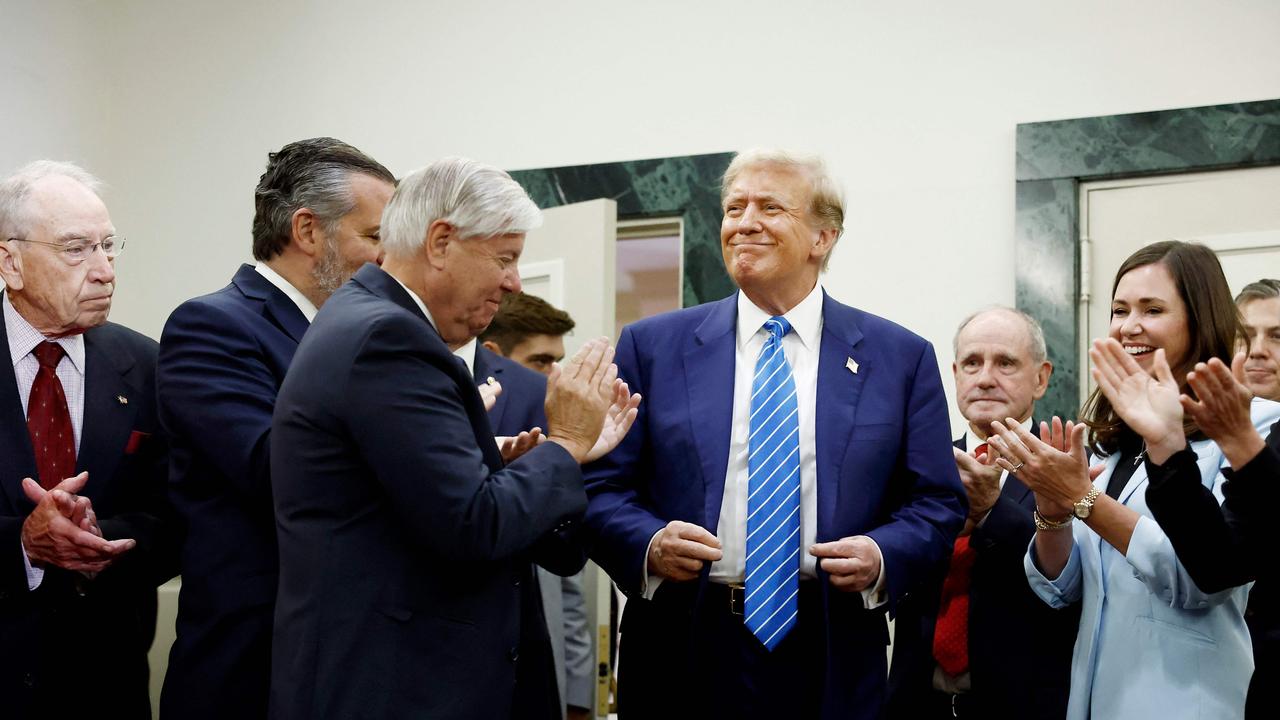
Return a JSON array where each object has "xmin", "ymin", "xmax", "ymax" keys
[
  {"xmin": 887, "ymin": 307, "xmax": 1076, "ymax": 719},
  {"xmin": 0, "ymin": 161, "xmax": 177, "ymax": 718},
  {"xmin": 584, "ymin": 149, "xmax": 966, "ymax": 719},
  {"xmin": 270, "ymin": 157, "xmax": 628, "ymax": 719},
  {"xmin": 157, "ymin": 138, "xmax": 395, "ymax": 719}
]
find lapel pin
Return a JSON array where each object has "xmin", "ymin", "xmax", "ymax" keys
[
  {"xmin": 846, "ymin": 358, "xmax": 859, "ymax": 374},
  {"xmin": 117, "ymin": 395, "xmax": 129, "ymax": 405},
  {"xmin": 485, "ymin": 376, "xmax": 497, "ymax": 386}
]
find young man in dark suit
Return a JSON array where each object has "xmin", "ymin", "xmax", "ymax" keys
[
  {"xmin": 0, "ymin": 161, "xmax": 178, "ymax": 719},
  {"xmin": 157, "ymin": 138, "xmax": 395, "ymax": 719},
  {"xmin": 888, "ymin": 306, "xmax": 1077, "ymax": 719}
]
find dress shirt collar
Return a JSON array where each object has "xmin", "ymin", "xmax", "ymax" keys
[
  {"xmin": 736, "ymin": 282, "xmax": 824, "ymax": 351},
  {"xmin": 964, "ymin": 416, "xmax": 1034, "ymax": 453},
  {"xmin": 453, "ymin": 337, "xmax": 477, "ymax": 378},
  {"xmin": 3, "ymin": 290, "xmax": 86, "ymax": 374},
  {"xmin": 255, "ymin": 262, "xmax": 318, "ymax": 323}
]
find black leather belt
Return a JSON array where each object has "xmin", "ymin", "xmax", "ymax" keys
[{"xmin": 703, "ymin": 581, "xmax": 818, "ymax": 619}]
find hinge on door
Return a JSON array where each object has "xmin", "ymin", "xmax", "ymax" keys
[{"xmin": 1079, "ymin": 234, "xmax": 1092, "ymax": 305}]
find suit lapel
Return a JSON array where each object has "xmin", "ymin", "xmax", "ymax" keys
[
  {"xmin": 0, "ymin": 312, "xmax": 37, "ymax": 511},
  {"xmin": 814, "ymin": 293, "xmax": 866, "ymax": 538},
  {"xmin": 232, "ymin": 264, "xmax": 310, "ymax": 344},
  {"xmin": 684, "ymin": 297, "xmax": 737, "ymax": 532},
  {"xmin": 77, "ymin": 327, "xmax": 139, "ymax": 499},
  {"xmin": 476, "ymin": 347, "xmax": 511, "ymax": 431}
]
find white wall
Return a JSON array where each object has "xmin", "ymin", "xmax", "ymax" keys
[{"xmin": 5, "ymin": 0, "xmax": 1280, "ymax": 433}]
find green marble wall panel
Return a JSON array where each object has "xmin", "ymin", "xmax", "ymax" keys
[
  {"xmin": 509, "ymin": 153, "xmax": 736, "ymax": 308},
  {"xmin": 1016, "ymin": 99, "xmax": 1280, "ymax": 420}
]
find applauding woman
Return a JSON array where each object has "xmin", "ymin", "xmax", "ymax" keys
[{"xmin": 984, "ymin": 241, "xmax": 1280, "ymax": 720}]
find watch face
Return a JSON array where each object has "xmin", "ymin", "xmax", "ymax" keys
[{"xmin": 1074, "ymin": 501, "xmax": 1090, "ymax": 519}]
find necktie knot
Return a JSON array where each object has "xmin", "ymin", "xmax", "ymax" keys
[
  {"xmin": 33, "ymin": 341, "xmax": 65, "ymax": 370},
  {"xmin": 764, "ymin": 316, "xmax": 792, "ymax": 341}
]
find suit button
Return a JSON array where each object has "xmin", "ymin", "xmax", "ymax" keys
[
  {"xmin": 23, "ymin": 673, "xmax": 35, "ymax": 688},
  {"xmin": 509, "ymin": 647, "xmax": 519, "ymax": 662}
]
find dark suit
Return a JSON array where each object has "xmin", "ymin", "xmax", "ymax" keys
[
  {"xmin": 270, "ymin": 265, "xmax": 587, "ymax": 720},
  {"xmin": 157, "ymin": 264, "xmax": 309, "ymax": 719},
  {"xmin": 1146, "ymin": 413, "xmax": 1280, "ymax": 719},
  {"xmin": 584, "ymin": 291, "xmax": 966, "ymax": 720},
  {"xmin": 0, "ymin": 311, "xmax": 176, "ymax": 719},
  {"xmin": 477, "ymin": 346, "xmax": 596, "ymax": 717},
  {"xmin": 886, "ymin": 431, "xmax": 1077, "ymax": 719}
]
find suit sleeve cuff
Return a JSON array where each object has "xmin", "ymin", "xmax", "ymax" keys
[{"xmin": 858, "ymin": 535, "xmax": 887, "ymax": 609}]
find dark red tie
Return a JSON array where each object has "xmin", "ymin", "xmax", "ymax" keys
[
  {"xmin": 932, "ymin": 442, "xmax": 987, "ymax": 676},
  {"xmin": 27, "ymin": 341, "xmax": 76, "ymax": 490}
]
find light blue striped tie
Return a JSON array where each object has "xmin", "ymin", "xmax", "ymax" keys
[{"xmin": 744, "ymin": 315, "xmax": 801, "ymax": 651}]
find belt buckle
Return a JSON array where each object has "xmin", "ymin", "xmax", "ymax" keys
[{"xmin": 728, "ymin": 583, "xmax": 745, "ymax": 616}]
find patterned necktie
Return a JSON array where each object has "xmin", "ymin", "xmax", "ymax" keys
[
  {"xmin": 932, "ymin": 442, "xmax": 987, "ymax": 676},
  {"xmin": 27, "ymin": 341, "xmax": 76, "ymax": 490},
  {"xmin": 745, "ymin": 316, "xmax": 801, "ymax": 651}
]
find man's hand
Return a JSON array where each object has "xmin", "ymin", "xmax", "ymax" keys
[
  {"xmin": 809, "ymin": 536, "xmax": 881, "ymax": 592},
  {"xmin": 21, "ymin": 472, "xmax": 135, "ymax": 573},
  {"xmin": 478, "ymin": 378, "xmax": 503, "ymax": 412},
  {"xmin": 647, "ymin": 520, "xmax": 722, "ymax": 581},
  {"xmin": 1183, "ymin": 353, "xmax": 1264, "ymax": 469},
  {"xmin": 954, "ymin": 445, "xmax": 1001, "ymax": 521},
  {"xmin": 496, "ymin": 429, "xmax": 545, "ymax": 463},
  {"xmin": 583, "ymin": 380, "xmax": 641, "ymax": 463},
  {"xmin": 544, "ymin": 338, "xmax": 617, "ymax": 463}
]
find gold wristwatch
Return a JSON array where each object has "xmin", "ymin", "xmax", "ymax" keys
[{"xmin": 1072, "ymin": 488, "xmax": 1101, "ymax": 519}]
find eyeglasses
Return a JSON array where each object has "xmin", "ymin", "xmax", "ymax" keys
[{"xmin": 5, "ymin": 236, "xmax": 125, "ymax": 265}]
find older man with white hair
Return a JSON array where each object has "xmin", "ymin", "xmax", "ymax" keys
[
  {"xmin": 0, "ymin": 161, "xmax": 177, "ymax": 718},
  {"xmin": 269, "ymin": 157, "xmax": 635, "ymax": 720}
]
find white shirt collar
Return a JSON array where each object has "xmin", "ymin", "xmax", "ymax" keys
[
  {"xmin": 255, "ymin": 262, "xmax": 318, "ymax": 322},
  {"xmin": 453, "ymin": 337, "xmax": 477, "ymax": 378},
  {"xmin": 3, "ymin": 290, "xmax": 86, "ymax": 374},
  {"xmin": 736, "ymin": 282, "xmax": 824, "ymax": 351}
]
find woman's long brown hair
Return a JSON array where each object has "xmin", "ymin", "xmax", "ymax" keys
[{"xmin": 1081, "ymin": 241, "xmax": 1244, "ymax": 455}]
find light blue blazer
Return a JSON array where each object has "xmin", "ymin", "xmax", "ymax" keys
[{"xmin": 1025, "ymin": 399, "xmax": 1280, "ymax": 720}]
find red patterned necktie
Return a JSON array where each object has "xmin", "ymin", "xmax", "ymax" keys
[
  {"xmin": 932, "ymin": 442, "xmax": 987, "ymax": 676},
  {"xmin": 27, "ymin": 341, "xmax": 76, "ymax": 490}
]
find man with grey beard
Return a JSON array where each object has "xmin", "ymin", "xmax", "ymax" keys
[{"xmin": 156, "ymin": 137, "xmax": 395, "ymax": 720}]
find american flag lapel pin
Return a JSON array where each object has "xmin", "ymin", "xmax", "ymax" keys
[
  {"xmin": 846, "ymin": 357, "xmax": 859, "ymax": 374},
  {"xmin": 117, "ymin": 395, "xmax": 128, "ymax": 405}
]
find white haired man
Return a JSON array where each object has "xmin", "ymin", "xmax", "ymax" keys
[
  {"xmin": 0, "ymin": 161, "xmax": 177, "ymax": 718},
  {"xmin": 269, "ymin": 157, "xmax": 636, "ymax": 720}
]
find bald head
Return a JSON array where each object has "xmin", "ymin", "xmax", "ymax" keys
[{"xmin": 952, "ymin": 307, "xmax": 1052, "ymax": 438}]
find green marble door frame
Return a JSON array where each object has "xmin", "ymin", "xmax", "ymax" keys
[
  {"xmin": 509, "ymin": 153, "xmax": 737, "ymax": 309},
  {"xmin": 1016, "ymin": 99, "xmax": 1280, "ymax": 420}
]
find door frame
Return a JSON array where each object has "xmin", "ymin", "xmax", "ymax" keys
[{"xmin": 1015, "ymin": 98, "xmax": 1280, "ymax": 420}]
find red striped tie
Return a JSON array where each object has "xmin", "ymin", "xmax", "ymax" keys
[
  {"xmin": 932, "ymin": 443, "xmax": 986, "ymax": 676},
  {"xmin": 27, "ymin": 341, "xmax": 76, "ymax": 489}
]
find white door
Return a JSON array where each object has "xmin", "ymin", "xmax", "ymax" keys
[
  {"xmin": 1079, "ymin": 165, "xmax": 1280, "ymax": 406},
  {"xmin": 519, "ymin": 198, "xmax": 618, "ymax": 718}
]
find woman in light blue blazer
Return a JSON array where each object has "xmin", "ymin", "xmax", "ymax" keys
[{"xmin": 985, "ymin": 241, "xmax": 1278, "ymax": 720}]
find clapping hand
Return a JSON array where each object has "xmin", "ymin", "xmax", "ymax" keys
[
  {"xmin": 988, "ymin": 417, "xmax": 1091, "ymax": 514},
  {"xmin": 21, "ymin": 472, "xmax": 135, "ymax": 574},
  {"xmin": 1089, "ymin": 339, "xmax": 1186, "ymax": 463},
  {"xmin": 583, "ymin": 379, "xmax": 641, "ymax": 463},
  {"xmin": 1183, "ymin": 353, "xmax": 1265, "ymax": 468},
  {"xmin": 954, "ymin": 444, "xmax": 1002, "ymax": 525}
]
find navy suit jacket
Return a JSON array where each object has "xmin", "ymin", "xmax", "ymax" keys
[
  {"xmin": 157, "ymin": 264, "xmax": 309, "ymax": 719},
  {"xmin": 886, "ymin": 431, "xmax": 1077, "ymax": 719},
  {"xmin": 584, "ymin": 291, "xmax": 966, "ymax": 719},
  {"xmin": 0, "ymin": 313, "xmax": 176, "ymax": 719},
  {"xmin": 269, "ymin": 265, "xmax": 588, "ymax": 720}
]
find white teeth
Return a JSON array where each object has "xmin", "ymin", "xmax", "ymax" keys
[{"xmin": 1125, "ymin": 345, "xmax": 1154, "ymax": 355}]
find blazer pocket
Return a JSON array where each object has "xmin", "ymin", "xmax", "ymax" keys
[{"xmin": 124, "ymin": 430, "xmax": 150, "ymax": 454}]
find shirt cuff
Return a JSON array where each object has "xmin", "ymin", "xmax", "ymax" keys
[
  {"xmin": 640, "ymin": 529, "xmax": 665, "ymax": 600},
  {"xmin": 21, "ymin": 541, "xmax": 44, "ymax": 591},
  {"xmin": 858, "ymin": 536, "xmax": 887, "ymax": 609}
]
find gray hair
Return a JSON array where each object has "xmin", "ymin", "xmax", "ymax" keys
[
  {"xmin": 0, "ymin": 160, "xmax": 103, "ymax": 240},
  {"xmin": 721, "ymin": 148, "xmax": 845, "ymax": 270},
  {"xmin": 380, "ymin": 157, "xmax": 542, "ymax": 259},
  {"xmin": 953, "ymin": 306, "xmax": 1048, "ymax": 365},
  {"xmin": 1236, "ymin": 278, "xmax": 1280, "ymax": 305}
]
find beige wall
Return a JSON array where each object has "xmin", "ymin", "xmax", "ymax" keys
[{"xmin": 4, "ymin": 0, "xmax": 1280, "ymax": 433}]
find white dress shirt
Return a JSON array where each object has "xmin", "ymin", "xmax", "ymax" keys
[
  {"xmin": 5, "ymin": 291, "xmax": 87, "ymax": 591},
  {"xmin": 646, "ymin": 284, "xmax": 885, "ymax": 607},
  {"xmin": 255, "ymin": 262, "xmax": 318, "ymax": 322}
]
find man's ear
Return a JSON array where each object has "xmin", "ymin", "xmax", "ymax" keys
[
  {"xmin": 290, "ymin": 208, "xmax": 322, "ymax": 258},
  {"xmin": 425, "ymin": 220, "xmax": 454, "ymax": 270},
  {"xmin": 811, "ymin": 227, "xmax": 838, "ymax": 262},
  {"xmin": 481, "ymin": 339, "xmax": 505, "ymax": 356},
  {"xmin": 0, "ymin": 242, "xmax": 25, "ymax": 291},
  {"xmin": 1033, "ymin": 361, "xmax": 1053, "ymax": 400}
]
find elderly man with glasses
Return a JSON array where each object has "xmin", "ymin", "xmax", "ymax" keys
[{"xmin": 0, "ymin": 161, "xmax": 177, "ymax": 719}]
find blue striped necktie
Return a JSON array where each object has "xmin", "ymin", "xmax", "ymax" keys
[{"xmin": 745, "ymin": 315, "xmax": 801, "ymax": 651}]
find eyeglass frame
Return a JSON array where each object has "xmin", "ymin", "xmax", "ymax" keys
[{"xmin": 3, "ymin": 236, "xmax": 126, "ymax": 265}]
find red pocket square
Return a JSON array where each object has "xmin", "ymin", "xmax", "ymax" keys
[{"xmin": 124, "ymin": 430, "xmax": 150, "ymax": 454}]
